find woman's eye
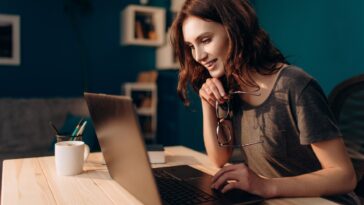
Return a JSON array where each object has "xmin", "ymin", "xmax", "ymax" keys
[{"xmin": 201, "ymin": 38, "xmax": 211, "ymax": 44}]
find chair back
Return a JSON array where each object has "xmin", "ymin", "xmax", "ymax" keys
[{"xmin": 328, "ymin": 74, "xmax": 364, "ymax": 183}]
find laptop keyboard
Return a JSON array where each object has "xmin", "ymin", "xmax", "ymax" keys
[{"xmin": 153, "ymin": 169, "xmax": 216, "ymax": 205}]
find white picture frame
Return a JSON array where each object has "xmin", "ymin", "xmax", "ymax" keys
[
  {"xmin": 171, "ymin": 0, "xmax": 185, "ymax": 12},
  {"xmin": 156, "ymin": 29, "xmax": 179, "ymax": 69},
  {"xmin": 0, "ymin": 14, "xmax": 20, "ymax": 65},
  {"xmin": 121, "ymin": 5, "xmax": 165, "ymax": 46}
]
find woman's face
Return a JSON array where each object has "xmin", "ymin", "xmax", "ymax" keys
[{"xmin": 182, "ymin": 16, "xmax": 229, "ymax": 78}]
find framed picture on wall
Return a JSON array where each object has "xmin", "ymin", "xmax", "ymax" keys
[
  {"xmin": 121, "ymin": 5, "xmax": 165, "ymax": 46},
  {"xmin": 0, "ymin": 14, "xmax": 20, "ymax": 66}
]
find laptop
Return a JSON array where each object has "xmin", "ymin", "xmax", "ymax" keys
[{"xmin": 84, "ymin": 92, "xmax": 263, "ymax": 205}]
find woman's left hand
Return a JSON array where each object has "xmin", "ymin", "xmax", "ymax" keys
[{"xmin": 211, "ymin": 163, "xmax": 273, "ymax": 198}]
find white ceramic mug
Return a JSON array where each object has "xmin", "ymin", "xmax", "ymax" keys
[{"xmin": 55, "ymin": 141, "xmax": 90, "ymax": 176}]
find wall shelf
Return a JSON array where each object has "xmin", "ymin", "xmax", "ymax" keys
[
  {"xmin": 122, "ymin": 82, "xmax": 157, "ymax": 141},
  {"xmin": 121, "ymin": 5, "xmax": 166, "ymax": 46}
]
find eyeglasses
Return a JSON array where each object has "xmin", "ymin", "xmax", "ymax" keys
[{"xmin": 215, "ymin": 90, "xmax": 264, "ymax": 148}]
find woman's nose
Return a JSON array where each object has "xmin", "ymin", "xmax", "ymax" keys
[{"xmin": 194, "ymin": 47, "xmax": 208, "ymax": 62}]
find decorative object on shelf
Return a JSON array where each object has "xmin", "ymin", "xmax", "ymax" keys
[
  {"xmin": 0, "ymin": 14, "xmax": 20, "ymax": 66},
  {"xmin": 156, "ymin": 29, "xmax": 179, "ymax": 69},
  {"xmin": 139, "ymin": 0, "xmax": 149, "ymax": 5},
  {"xmin": 121, "ymin": 5, "xmax": 165, "ymax": 46}
]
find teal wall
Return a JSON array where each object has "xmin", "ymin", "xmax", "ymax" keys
[
  {"xmin": 0, "ymin": 0, "xmax": 169, "ymax": 97},
  {"xmin": 1, "ymin": 0, "xmax": 363, "ymax": 151},
  {"xmin": 253, "ymin": 0, "xmax": 364, "ymax": 94}
]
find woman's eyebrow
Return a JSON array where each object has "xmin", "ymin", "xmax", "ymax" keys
[{"xmin": 185, "ymin": 32, "xmax": 213, "ymax": 45}]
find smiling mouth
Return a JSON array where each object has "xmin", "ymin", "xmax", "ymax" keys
[{"xmin": 205, "ymin": 59, "xmax": 217, "ymax": 69}]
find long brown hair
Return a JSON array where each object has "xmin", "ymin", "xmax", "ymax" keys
[{"xmin": 170, "ymin": 0, "xmax": 288, "ymax": 106}]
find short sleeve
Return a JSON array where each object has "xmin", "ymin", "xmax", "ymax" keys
[{"xmin": 296, "ymin": 79, "xmax": 342, "ymax": 144}]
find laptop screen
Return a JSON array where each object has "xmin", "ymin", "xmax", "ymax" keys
[{"xmin": 84, "ymin": 92, "xmax": 162, "ymax": 205}]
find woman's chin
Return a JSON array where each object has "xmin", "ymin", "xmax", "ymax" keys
[{"xmin": 209, "ymin": 69, "xmax": 225, "ymax": 78}]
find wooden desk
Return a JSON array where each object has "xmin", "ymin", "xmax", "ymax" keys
[{"xmin": 2, "ymin": 146, "xmax": 338, "ymax": 205}]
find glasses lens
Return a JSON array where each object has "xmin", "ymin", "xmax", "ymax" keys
[
  {"xmin": 217, "ymin": 121, "xmax": 231, "ymax": 145},
  {"xmin": 216, "ymin": 102, "xmax": 229, "ymax": 119}
]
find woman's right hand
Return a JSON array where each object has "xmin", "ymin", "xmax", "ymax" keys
[{"xmin": 199, "ymin": 78, "xmax": 228, "ymax": 107}]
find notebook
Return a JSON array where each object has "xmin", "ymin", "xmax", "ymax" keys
[{"xmin": 84, "ymin": 92, "xmax": 263, "ymax": 205}]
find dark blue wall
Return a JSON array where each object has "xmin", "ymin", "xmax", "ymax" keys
[
  {"xmin": 254, "ymin": 0, "xmax": 364, "ymax": 94},
  {"xmin": 0, "ymin": 0, "xmax": 169, "ymax": 97}
]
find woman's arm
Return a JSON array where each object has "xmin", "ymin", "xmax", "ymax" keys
[
  {"xmin": 201, "ymin": 100, "xmax": 232, "ymax": 167},
  {"xmin": 199, "ymin": 78, "xmax": 233, "ymax": 167},
  {"xmin": 211, "ymin": 137, "xmax": 357, "ymax": 198},
  {"xmin": 266, "ymin": 137, "xmax": 356, "ymax": 197}
]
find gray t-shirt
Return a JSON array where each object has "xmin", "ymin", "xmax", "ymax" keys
[{"xmin": 232, "ymin": 65, "xmax": 359, "ymax": 204}]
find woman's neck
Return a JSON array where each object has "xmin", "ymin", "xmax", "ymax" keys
[
  {"xmin": 248, "ymin": 63, "xmax": 287, "ymax": 86},
  {"xmin": 239, "ymin": 63, "xmax": 288, "ymax": 106}
]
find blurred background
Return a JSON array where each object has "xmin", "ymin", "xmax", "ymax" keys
[{"xmin": 0, "ymin": 0, "xmax": 363, "ymax": 155}]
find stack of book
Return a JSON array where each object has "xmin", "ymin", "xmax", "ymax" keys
[{"xmin": 146, "ymin": 144, "xmax": 165, "ymax": 164}]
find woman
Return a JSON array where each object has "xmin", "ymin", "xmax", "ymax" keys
[{"xmin": 170, "ymin": 0, "xmax": 359, "ymax": 204}]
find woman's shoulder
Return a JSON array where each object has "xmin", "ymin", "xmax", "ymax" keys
[
  {"xmin": 280, "ymin": 65, "xmax": 314, "ymax": 82},
  {"xmin": 276, "ymin": 65, "xmax": 317, "ymax": 96}
]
